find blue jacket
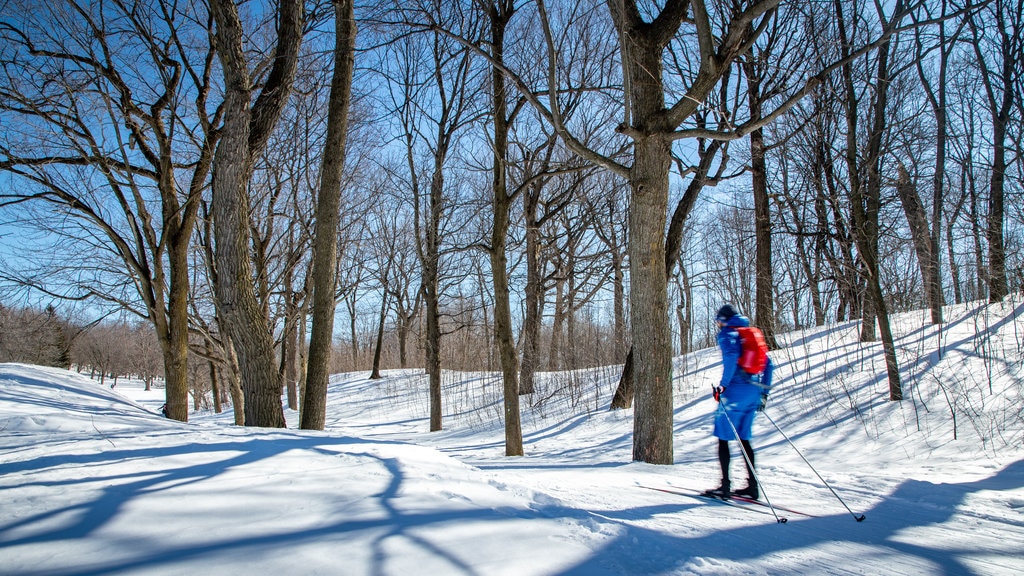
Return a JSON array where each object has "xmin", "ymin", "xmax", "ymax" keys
[{"xmin": 717, "ymin": 315, "xmax": 772, "ymax": 403}]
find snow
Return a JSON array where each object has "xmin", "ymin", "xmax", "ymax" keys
[{"xmin": 2, "ymin": 298, "xmax": 1023, "ymax": 575}]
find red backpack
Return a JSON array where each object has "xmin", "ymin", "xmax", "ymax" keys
[{"xmin": 735, "ymin": 326, "xmax": 769, "ymax": 374}]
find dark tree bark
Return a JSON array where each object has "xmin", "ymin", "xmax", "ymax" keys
[
  {"xmin": 895, "ymin": 164, "xmax": 940, "ymax": 316},
  {"xmin": 520, "ymin": 178, "xmax": 544, "ymax": 394},
  {"xmin": 836, "ymin": 0, "xmax": 902, "ymax": 400},
  {"xmin": 483, "ymin": 0, "xmax": 524, "ymax": 455},
  {"xmin": 302, "ymin": 0, "xmax": 357, "ymax": 430},
  {"xmin": 913, "ymin": 5, "xmax": 957, "ymax": 323},
  {"xmin": 209, "ymin": 0, "xmax": 303, "ymax": 427},
  {"xmin": 967, "ymin": 0, "xmax": 1020, "ymax": 303},
  {"xmin": 280, "ymin": 287, "xmax": 301, "ymax": 411},
  {"xmin": 741, "ymin": 43, "xmax": 779, "ymax": 349},
  {"xmin": 369, "ymin": 288, "xmax": 388, "ymax": 380},
  {"xmin": 610, "ymin": 139, "xmax": 722, "ymax": 410}
]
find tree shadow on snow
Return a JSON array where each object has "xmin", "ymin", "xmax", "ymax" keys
[{"xmin": 555, "ymin": 458, "xmax": 1024, "ymax": 575}]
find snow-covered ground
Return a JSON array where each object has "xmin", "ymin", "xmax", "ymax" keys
[{"xmin": 2, "ymin": 297, "xmax": 1023, "ymax": 575}]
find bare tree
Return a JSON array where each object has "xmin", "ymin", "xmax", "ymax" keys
[
  {"xmin": 208, "ymin": 0, "xmax": 304, "ymax": 427},
  {"xmin": 367, "ymin": 196, "xmax": 399, "ymax": 380},
  {"xmin": 0, "ymin": 0, "xmax": 219, "ymax": 421},
  {"xmin": 911, "ymin": 1, "xmax": 964, "ymax": 323},
  {"xmin": 833, "ymin": 0, "xmax": 906, "ymax": 400},
  {"xmin": 302, "ymin": 0, "xmax": 357, "ymax": 431},
  {"xmin": 480, "ymin": 0, "xmax": 524, "ymax": 455},
  {"xmin": 740, "ymin": 11, "xmax": 809, "ymax": 349},
  {"xmin": 384, "ymin": 6, "xmax": 483, "ymax": 431},
  {"xmin": 967, "ymin": 0, "xmax": 1021, "ymax": 303}
]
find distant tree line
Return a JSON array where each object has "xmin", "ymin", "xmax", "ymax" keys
[{"xmin": 0, "ymin": 304, "xmax": 157, "ymax": 386}]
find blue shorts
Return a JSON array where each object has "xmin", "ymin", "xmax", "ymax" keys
[{"xmin": 713, "ymin": 387, "xmax": 760, "ymax": 440}]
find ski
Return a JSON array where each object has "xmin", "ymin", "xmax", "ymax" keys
[
  {"xmin": 723, "ymin": 492, "xmax": 818, "ymax": 519},
  {"xmin": 638, "ymin": 484, "xmax": 788, "ymax": 522}
]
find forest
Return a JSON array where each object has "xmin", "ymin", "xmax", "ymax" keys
[{"xmin": 0, "ymin": 0, "xmax": 1021, "ymax": 464}]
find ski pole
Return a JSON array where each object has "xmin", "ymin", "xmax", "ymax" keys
[
  {"xmin": 762, "ymin": 411, "xmax": 866, "ymax": 522},
  {"xmin": 718, "ymin": 403, "xmax": 787, "ymax": 524}
]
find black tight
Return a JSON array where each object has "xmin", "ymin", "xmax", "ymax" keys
[{"xmin": 718, "ymin": 438, "xmax": 756, "ymax": 484}]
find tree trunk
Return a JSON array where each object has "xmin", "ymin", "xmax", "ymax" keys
[
  {"xmin": 209, "ymin": 0, "xmax": 302, "ymax": 427},
  {"xmin": 968, "ymin": 160, "xmax": 986, "ymax": 299},
  {"xmin": 968, "ymin": 3, "xmax": 1015, "ymax": 302},
  {"xmin": 928, "ymin": 61, "xmax": 947, "ymax": 324},
  {"xmin": 895, "ymin": 164, "xmax": 940, "ymax": 316},
  {"xmin": 948, "ymin": 175, "xmax": 967, "ymax": 304},
  {"xmin": 836, "ymin": 1, "xmax": 875, "ymax": 342},
  {"xmin": 345, "ymin": 291, "xmax": 360, "ymax": 369},
  {"xmin": 743, "ymin": 53, "xmax": 778, "ymax": 349},
  {"xmin": 424, "ymin": 158, "xmax": 444, "ymax": 431},
  {"xmin": 302, "ymin": 0, "xmax": 356, "ymax": 430},
  {"xmin": 915, "ymin": 13, "xmax": 952, "ymax": 324},
  {"xmin": 209, "ymin": 87, "xmax": 285, "ymax": 426},
  {"xmin": 519, "ymin": 182, "xmax": 542, "ymax": 395},
  {"xmin": 486, "ymin": 1, "xmax": 523, "ymax": 456},
  {"xmin": 280, "ymin": 289, "xmax": 300, "ymax": 411},
  {"xmin": 222, "ymin": 334, "xmax": 245, "ymax": 426},
  {"xmin": 986, "ymin": 120, "xmax": 1009, "ymax": 302},
  {"xmin": 370, "ymin": 288, "xmax": 388, "ymax": 380},
  {"xmin": 847, "ymin": 33, "xmax": 902, "ymax": 400},
  {"xmin": 159, "ymin": 241, "xmax": 191, "ymax": 421},
  {"xmin": 628, "ymin": 130, "xmax": 674, "ymax": 465},
  {"xmin": 205, "ymin": 339, "xmax": 223, "ymax": 414},
  {"xmin": 610, "ymin": 139, "xmax": 719, "ymax": 410},
  {"xmin": 547, "ymin": 279, "xmax": 565, "ymax": 371},
  {"xmin": 611, "ymin": 231, "xmax": 627, "ymax": 361}
]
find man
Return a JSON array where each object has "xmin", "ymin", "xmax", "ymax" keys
[{"xmin": 706, "ymin": 304, "xmax": 772, "ymax": 500}]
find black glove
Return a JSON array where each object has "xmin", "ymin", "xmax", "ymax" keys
[
  {"xmin": 757, "ymin": 393, "xmax": 768, "ymax": 412},
  {"xmin": 713, "ymin": 386, "xmax": 724, "ymax": 402}
]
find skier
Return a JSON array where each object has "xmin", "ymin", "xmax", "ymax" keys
[{"xmin": 706, "ymin": 304, "xmax": 772, "ymax": 500}]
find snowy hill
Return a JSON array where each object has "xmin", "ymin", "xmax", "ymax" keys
[{"xmin": 2, "ymin": 298, "xmax": 1023, "ymax": 575}]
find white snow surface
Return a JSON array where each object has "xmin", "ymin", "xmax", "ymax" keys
[{"xmin": 2, "ymin": 298, "xmax": 1024, "ymax": 575}]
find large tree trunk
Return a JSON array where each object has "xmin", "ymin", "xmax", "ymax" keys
[
  {"xmin": 628, "ymin": 130, "xmax": 674, "ymax": 465},
  {"xmin": 158, "ymin": 231, "xmax": 192, "ymax": 422},
  {"xmin": 209, "ymin": 0, "xmax": 302, "ymax": 427},
  {"xmin": 610, "ymin": 140, "xmax": 719, "ymax": 410},
  {"xmin": 302, "ymin": 0, "xmax": 356, "ymax": 430},
  {"xmin": 209, "ymin": 78, "xmax": 285, "ymax": 426}
]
